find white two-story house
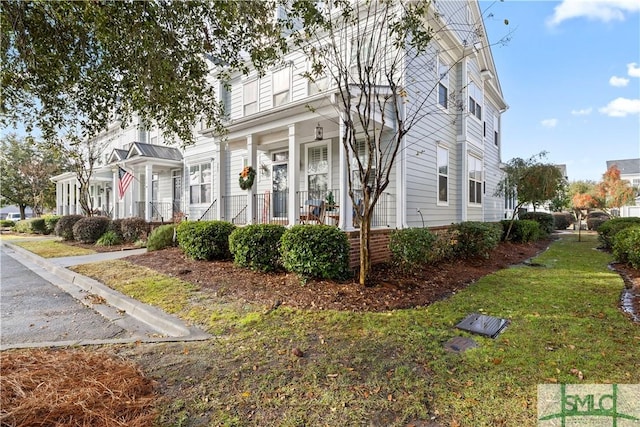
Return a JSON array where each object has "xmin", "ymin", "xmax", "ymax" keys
[{"xmin": 52, "ymin": 0, "xmax": 508, "ymax": 237}]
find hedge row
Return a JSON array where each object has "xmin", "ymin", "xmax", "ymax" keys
[
  {"xmin": 612, "ymin": 226, "xmax": 640, "ymax": 269},
  {"xmin": 9, "ymin": 216, "xmax": 61, "ymax": 235},
  {"xmin": 174, "ymin": 221, "xmax": 351, "ymax": 281},
  {"xmin": 389, "ymin": 220, "xmax": 539, "ymax": 272},
  {"xmin": 54, "ymin": 215, "xmax": 149, "ymax": 244},
  {"xmin": 597, "ymin": 217, "xmax": 640, "ymax": 250}
]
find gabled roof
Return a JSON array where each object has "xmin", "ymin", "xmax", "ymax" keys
[
  {"xmin": 107, "ymin": 149, "xmax": 128, "ymax": 164},
  {"xmin": 606, "ymin": 158, "xmax": 640, "ymax": 175},
  {"xmin": 127, "ymin": 142, "xmax": 183, "ymax": 161}
]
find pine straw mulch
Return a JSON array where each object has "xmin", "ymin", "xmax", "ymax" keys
[{"xmin": 0, "ymin": 349, "xmax": 157, "ymax": 427}]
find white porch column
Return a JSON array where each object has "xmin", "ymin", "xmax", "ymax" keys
[
  {"xmin": 62, "ymin": 182, "xmax": 68, "ymax": 215},
  {"xmin": 145, "ymin": 164, "xmax": 152, "ymax": 221},
  {"xmin": 338, "ymin": 113, "xmax": 354, "ymax": 230},
  {"xmin": 246, "ymin": 134, "xmax": 256, "ymax": 224},
  {"xmin": 287, "ymin": 124, "xmax": 300, "ymax": 226},
  {"xmin": 215, "ymin": 141, "xmax": 225, "ymax": 221},
  {"xmin": 112, "ymin": 169, "xmax": 119, "ymax": 219},
  {"xmin": 75, "ymin": 183, "xmax": 81, "ymax": 214}
]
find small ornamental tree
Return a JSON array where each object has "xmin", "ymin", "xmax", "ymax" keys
[
  {"xmin": 572, "ymin": 192, "xmax": 597, "ymax": 242},
  {"xmin": 595, "ymin": 165, "xmax": 635, "ymax": 213},
  {"xmin": 494, "ymin": 152, "xmax": 565, "ymax": 241}
]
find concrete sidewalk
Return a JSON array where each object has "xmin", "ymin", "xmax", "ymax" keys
[{"xmin": 1, "ymin": 241, "xmax": 209, "ymax": 350}]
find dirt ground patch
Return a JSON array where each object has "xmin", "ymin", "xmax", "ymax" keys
[{"xmin": 0, "ymin": 349, "xmax": 157, "ymax": 427}]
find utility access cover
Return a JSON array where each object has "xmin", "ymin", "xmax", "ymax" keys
[{"xmin": 456, "ymin": 313, "xmax": 509, "ymax": 338}]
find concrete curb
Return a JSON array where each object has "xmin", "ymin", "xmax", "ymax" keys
[{"xmin": 2, "ymin": 242, "xmax": 209, "ymax": 342}]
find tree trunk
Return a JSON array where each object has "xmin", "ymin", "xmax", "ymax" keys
[{"xmin": 358, "ymin": 213, "xmax": 372, "ymax": 286}]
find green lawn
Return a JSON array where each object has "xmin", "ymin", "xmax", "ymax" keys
[
  {"xmin": 9, "ymin": 239, "xmax": 96, "ymax": 258},
  {"xmin": 69, "ymin": 233, "xmax": 638, "ymax": 426}
]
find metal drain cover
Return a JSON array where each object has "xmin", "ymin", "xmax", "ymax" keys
[{"xmin": 456, "ymin": 313, "xmax": 509, "ymax": 338}]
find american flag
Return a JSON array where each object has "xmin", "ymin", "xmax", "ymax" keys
[{"xmin": 118, "ymin": 166, "xmax": 134, "ymax": 199}]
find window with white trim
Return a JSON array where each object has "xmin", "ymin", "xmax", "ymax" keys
[
  {"xmin": 352, "ymin": 139, "xmax": 376, "ymax": 189},
  {"xmin": 437, "ymin": 146, "xmax": 449, "ymax": 204},
  {"xmin": 438, "ymin": 57, "xmax": 449, "ymax": 109},
  {"xmin": 468, "ymin": 81, "xmax": 483, "ymax": 120},
  {"xmin": 243, "ymin": 80, "xmax": 258, "ymax": 116},
  {"xmin": 272, "ymin": 67, "xmax": 290, "ymax": 107},
  {"xmin": 189, "ymin": 163, "xmax": 212, "ymax": 204},
  {"xmin": 493, "ymin": 115, "xmax": 500, "ymax": 146},
  {"xmin": 468, "ymin": 155, "xmax": 483, "ymax": 204},
  {"xmin": 307, "ymin": 145, "xmax": 329, "ymax": 197}
]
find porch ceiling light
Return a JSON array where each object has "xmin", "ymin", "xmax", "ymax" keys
[{"xmin": 315, "ymin": 123, "xmax": 323, "ymax": 140}]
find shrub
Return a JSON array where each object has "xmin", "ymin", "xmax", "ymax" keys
[
  {"xmin": 501, "ymin": 219, "xmax": 541, "ymax": 243},
  {"xmin": 229, "ymin": 224, "xmax": 286, "ymax": 272},
  {"xmin": 389, "ymin": 228, "xmax": 438, "ymax": 271},
  {"xmin": 43, "ymin": 215, "xmax": 61, "ymax": 235},
  {"xmin": 29, "ymin": 218, "xmax": 47, "ymax": 234},
  {"xmin": 147, "ymin": 224, "xmax": 177, "ymax": 252},
  {"xmin": 552, "ymin": 212, "xmax": 574, "ymax": 230},
  {"xmin": 96, "ymin": 230, "xmax": 123, "ymax": 246},
  {"xmin": 13, "ymin": 219, "xmax": 34, "ymax": 234},
  {"xmin": 107, "ymin": 218, "xmax": 125, "ymax": 240},
  {"xmin": 587, "ymin": 211, "xmax": 610, "ymax": 231},
  {"xmin": 177, "ymin": 220, "xmax": 236, "ymax": 260},
  {"xmin": 520, "ymin": 212, "xmax": 554, "ymax": 236},
  {"xmin": 73, "ymin": 216, "xmax": 111, "ymax": 243},
  {"xmin": 280, "ymin": 225, "xmax": 351, "ymax": 280},
  {"xmin": 54, "ymin": 215, "xmax": 84, "ymax": 240},
  {"xmin": 612, "ymin": 226, "xmax": 640, "ymax": 269},
  {"xmin": 455, "ymin": 221, "xmax": 502, "ymax": 259},
  {"xmin": 120, "ymin": 217, "xmax": 149, "ymax": 243},
  {"xmin": 597, "ymin": 217, "xmax": 640, "ymax": 249},
  {"xmin": 0, "ymin": 220, "xmax": 15, "ymax": 228}
]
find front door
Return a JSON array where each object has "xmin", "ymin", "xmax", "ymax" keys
[{"xmin": 272, "ymin": 151, "xmax": 288, "ymax": 218}]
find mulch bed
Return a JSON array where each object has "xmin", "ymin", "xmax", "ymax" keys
[{"xmin": 125, "ymin": 239, "xmax": 555, "ymax": 312}]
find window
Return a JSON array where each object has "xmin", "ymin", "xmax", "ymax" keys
[
  {"xmin": 152, "ymin": 173, "xmax": 159, "ymax": 202},
  {"xmin": 307, "ymin": 145, "xmax": 329, "ymax": 197},
  {"xmin": 352, "ymin": 139, "xmax": 376, "ymax": 189},
  {"xmin": 493, "ymin": 115, "xmax": 500, "ymax": 146},
  {"xmin": 468, "ymin": 155, "xmax": 483, "ymax": 204},
  {"xmin": 220, "ymin": 83, "xmax": 231, "ymax": 119},
  {"xmin": 189, "ymin": 163, "xmax": 212, "ymax": 204},
  {"xmin": 437, "ymin": 146, "xmax": 449, "ymax": 203},
  {"xmin": 309, "ymin": 73, "xmax": 329, "ymax": 95},
  {"xmin": 272, "ymin": 67, "xmax": 290, "ymax": 107},
  {"xmin": 243, "ymin": 80, "xmax": 258, "ymax": 116},
  {"xmin": 438, "ymin": 58, "xmax": 449, "ymax": 109},
  {"xmin": 468, "ymin": 81, "xmax": 483, "ymax": 120}
]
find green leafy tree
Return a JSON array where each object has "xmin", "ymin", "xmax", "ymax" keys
[
  {"xmin": 291, "ymin": 0, "xmax": 510, "ymax": 285},
  {"xmin": 1, "ymin": 0, "xmax": 286, "ymax": 145},
  {"xmin": 0, "ymin": 134, "xmax": 67, "ymax": 217},
  {"xmin": 495, "ymin": 153, "xmax": 565, "ymax": 240}
]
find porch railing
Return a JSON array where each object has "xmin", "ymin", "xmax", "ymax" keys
[
  {"xmin": 148, "ymin": 200, "xmax": 183, "ymax": 222},
  {"xmin": 351, "ymin": 190, "xmax": 394, "ymax": 228},
  {"xmin": 195, "ymin": 199, "xmax": 217, "ymax": 221},
  {"xmin": 222, "ymin": 194, "xmax": 247, "ymax": 225},
  {"xmin": 254, "ymin": 190, "xmax": 289, "ymax": 225}
]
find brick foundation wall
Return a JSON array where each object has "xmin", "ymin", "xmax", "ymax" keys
[{"xmin": 346, "ymin": 228, "xmax": 393, "ymax": 269}]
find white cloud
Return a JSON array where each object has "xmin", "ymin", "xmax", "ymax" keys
[
  {"xmin": 609, "ymin": 76, "xmax": 630, "ymax": 87},
  {"xmin": 541, "ymin": 118, "xmax": 559, "ymax": 128},
  {"xmin": 599, "ymin": 97, "xmax": 640, "ymax": 117},
  {"xmin": 628, "ymin": 62, "xmax": 640, "ymax": 78},
  {"xmin": 571, "ymin": 108, "xmax": 593, "ymax": 116},
  {"xmin": 547, "ymin": 0, "xmax": 640, "ymax": 27}
]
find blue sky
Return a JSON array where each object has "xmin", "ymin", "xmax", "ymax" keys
[{"xmin": 481, "ymin": 0, "xmax": 640, "ymax": 182}]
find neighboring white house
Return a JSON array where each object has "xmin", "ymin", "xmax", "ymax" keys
[{"xmin": 52, "ymin": 0, "xmax": 509, "ymax": 231}]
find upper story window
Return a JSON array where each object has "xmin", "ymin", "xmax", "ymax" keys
[
  {"xmin": 243, "ymin": 80, "xmax": 258, "ymax": 116},
  {"xmin": 494, "ymin": 115, "xmax": 500, "ymax": 146},
  {"xmin": 438, "ymin": 57, "xmax": 449, "ymax": 109},
  {"xmin": 189, "ymin": 163, "xmax": 212, "ymax": 204},
  {"xmin": 437, "ymin": 146, "xmax": 449, "ymax": 204},
  {"xmin": 272, "ymin": 67, "xmax": 291, "ymax": 107},
  {"xmin": 220, "ymin": 83, "xmax": 231, "ymax": 119},
  {"xmin": 468, "ymin": 81, "xmax": 483, "ymax": 121},
  {"xmin": 468, "ymin": 154, "xmax": 483, "ymax": 204}
]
